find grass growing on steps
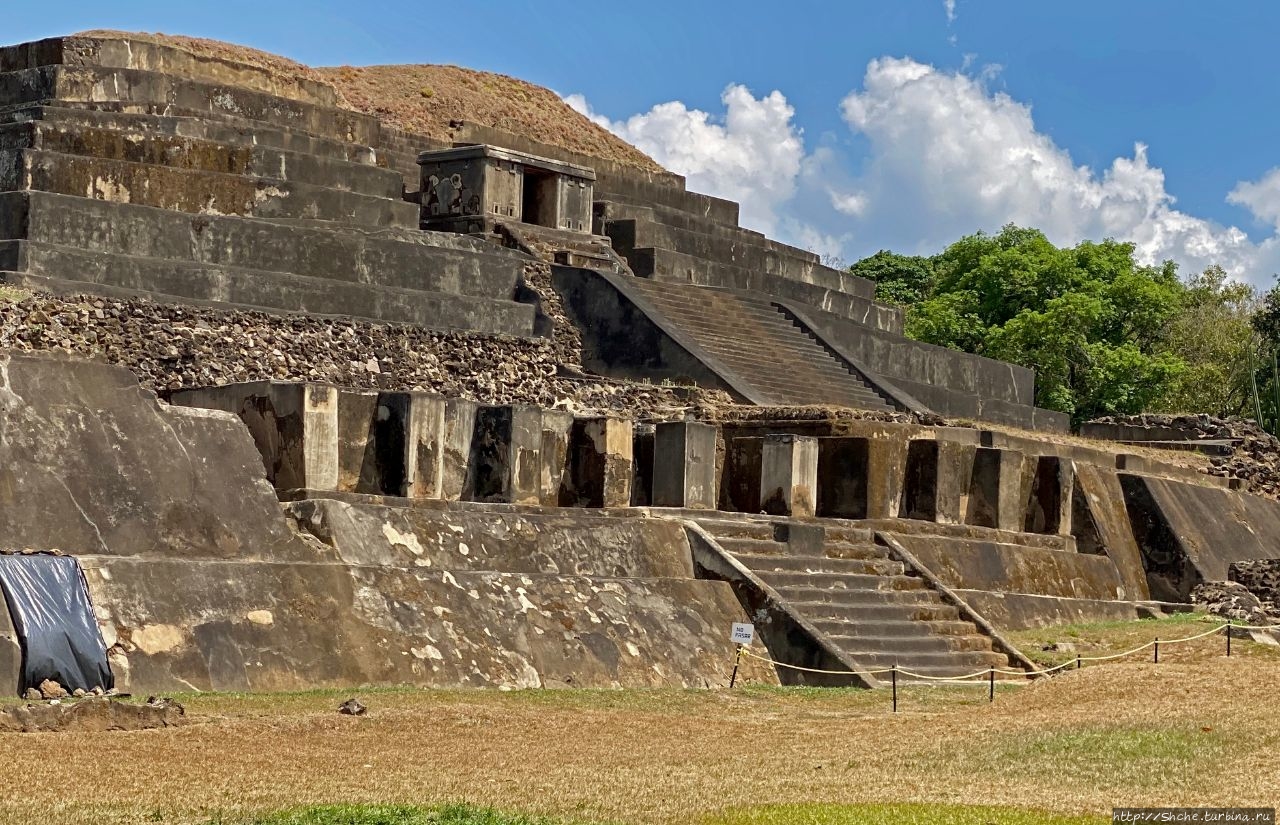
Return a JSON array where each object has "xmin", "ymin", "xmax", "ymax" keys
[
  {"xmin": 701, "ymin": 803, "xmax": 1107, "ymax": 825},
  {"xmin": 206, "ymin": 803, "xmax": 589, "ymax": 825}
]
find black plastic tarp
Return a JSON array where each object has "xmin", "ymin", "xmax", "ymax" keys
[{"xmin": 0, "ymin": 555, "xmax": 114, "ymax": 693}]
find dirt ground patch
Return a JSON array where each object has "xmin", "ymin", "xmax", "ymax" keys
[{"xmin": 0, "ymin": 637, "xmax": 1276, "ymax": 825}]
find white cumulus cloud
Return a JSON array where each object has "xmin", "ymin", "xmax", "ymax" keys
[
  {"xmin": 836, "ymin": 56, "xmax": 1265, "ymax": 281},
  {"xmin": 570, "ymin": 59, "xmax": 1280, "ymax": 286},
  {"xmin": 565, "ymin": 85, "xmax": 805, "ymax": 237}
]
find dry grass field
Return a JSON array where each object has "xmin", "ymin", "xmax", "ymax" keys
[{"xmin": 0, "ymin": 615, "xmax": 1275, "ymax": 825}]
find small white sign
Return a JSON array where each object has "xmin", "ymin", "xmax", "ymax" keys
[{"xmin": 730, "ymin": 622, "xmax": 755, "ymax": 646}]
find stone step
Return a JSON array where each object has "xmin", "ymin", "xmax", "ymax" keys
[
  {"xmin": 7, "ymin": 148, "xmax": 417, "ymax": 227},
  {"xmin": 824, "ymin": 540, "xmax": 885, "ymax": 560},
  {"xmin": 0, "ymin": 64, "xmax": 380, "ymax": 145},
  {"xmin": 756, "ymin": 570, "xmax": 927, "ymax": 592},
  {"xmin": 4, "ymin": 119, "xmax": 403, "ymax": 199},
  {"xmin": 836, "ymin": 649, "xmax": 1009, "ymax": 673},
  {"xmin": 629, "ymin": 246, "xmax": 903, "ymax": 334},
  {"xmin": 0, "ymin": 35, "xmax": 342, "ymax": 108},
  {"xmin": 607, "ymin": 215, "xmax": 870, "ymax": 297},
  {"xmin": 826, "ymin": 633, "xmax": 994, "ymax": 655},
  {"xmin": 595, "ymin": 199, "xmax": 810, "ymax": 261},
  {"xmin": 0, "ymin": 191, "xmax": 522, "ymax": 297},
  {"xmin": 735, "ymin": 553, "xmax": 903, "ymax": 577},
  {"xmin": 2, "ymin": 102, "xmax": 378, "ymax": 166},
  {"xmin": 789, "ymin": 600, "xmax": 962, "ymax": 623},
  {"xmin": 623, "ymin": 277, "xmax": 895, "ymax": 411},
  {"xmin": 589, "ymin": 180, "xmax": 739, "ymax": 227},
  {"xmin": 0, "ymin": 246, "xmax": 537, "ymax": 337},
  {"xmin": 808, "ymin": 618, "xmax": 978, "ymax": 638},
  {"xmin": 711, "ymin": 536, "xmax": 785, "ymax": 555},
  {"xmin": 771, "ymin": 585, "xmax": 946, "ymax": 607}
]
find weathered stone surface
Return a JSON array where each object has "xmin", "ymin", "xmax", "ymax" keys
[
  {"xmin": 1122, "ymin": 474, "xmax": 1280, "ymax": 601},
  {"xmin": 0, "ymin": 353, "xmax": 307, "ymax": 562},
  {"xmin": 467, "ymin": 405, "xmax": 542, "ymax": 504},
  {"xmin": 760, "ymin": 434, "xmax": 817, "ymax": 518},
  {"xmin": 85, "ymin": 556, "xmax": 749, "ymax": 691},
  {"xmin": 958, "ymin": 591, "xmax": 1146, "ymax": 631},
  {"xmin": 38, "ymin": 678, "xmax": 67, "ymax": 699},
  {"xmin": 0, "ymin": 696, "xmax": 184, "ymax": 733},
  {"xmin": 652, "ymin": 422, "xmax": 717, "ymax": 509},
  {"xmin": 1073, "ymin": 463, "xmax": 1150, "ymax": 601},
  {"xmin": 286, "ymin": 498, "xmax": 694, "ymax": 579},
  {"xmin": 563, "ymin": 417, "xmax": 634, "ymax": 508},
  {"xmin": 887, "ymin": 532, "xmax": 1125, "ymax": 602},
  {"xmin": 1230, "ymin": 559, "xmax": 1280, "ymax": 612}
]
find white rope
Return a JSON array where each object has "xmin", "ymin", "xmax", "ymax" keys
[{"xmin": 736, "ymin": 620, "xmax": 1271, "ymax": 683}]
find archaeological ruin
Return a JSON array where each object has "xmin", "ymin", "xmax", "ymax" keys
[{"xmin": 0, "ymin": 31, "xmax": 1277, "ymax": 697}]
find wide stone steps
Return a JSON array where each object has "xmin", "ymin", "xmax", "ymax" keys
[
  {"xmin": 7, "ymin": 118, "xmax": 404, "ymax": 198},
  {"xmin": 627, "ymin": 245, "xmax": 900, "ymax": 332},
  {"xmin": 621, "ymin": 277, "xmax": 895, "ymax": 411},
  {"xmin": 2, "ymin": 104, "xmax": 377, "ymax": 165},
  {"xmin": 808, "ymin": 618, "xmax": 977, "ymax": 638},
  {"xmin": 739, "ymin": 553, "xmax": 903, "ymax": 577},
  {"xmin": 755, "ymin": 570, "xmax": 926, "ymax": 592},
  {"xmin": 789, "ymin": 600, "xmax": 963, "ymax": 624},
  {"xmin": 833, "ymin": 649, "xmax": 1008, "ymax": 672},
  {"xmin": 0, "ymin": 64, "xmax": 380, "ymax": 145},
  {"xmin": 0, "ymin": 243, "xmax": 535, "ymax": 336},
  {"xmin": 769, "ymin": 583, "xmax": 950, "ymax": 607},
  {"xmin": 12, "ymin": 149, "xmax": 417, "ymax": 227},
  {"xmin": 825, "ymin": 633, "xmax": 994, "ymax": 655},
  {"xmin": 596, "ymin": 199, "xmax": 809, "ymax": 261},
  {"xmin": 607, "ymin": 214, "xmax": 869, "ymax": 297}
]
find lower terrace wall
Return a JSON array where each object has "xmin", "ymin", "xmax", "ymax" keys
[{"xmin": 0, "ymin": 353, "xmax": 766, "ymax": 694}]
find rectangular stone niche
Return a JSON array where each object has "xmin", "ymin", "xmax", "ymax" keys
[
  {"xmin": 899, "ymin": 439, "xmax": 939, "ymax": 521},
  {"xmin": 817, "ymin": 437, "xmax": 869, "ymax": 519},
  {"xmin": 563, "ymin": 417, "xmax": 634, "ymax": 507},
  {"xmin": 1022, "ymin": 455, "xmax": 1074, "ymax": 536},
  {"xmin": 168, "ymin": 381, "xmax": 340, "ymax": 493},
  {"xmin": 467, "ymin": 405, "xmax": 544, "ymax": 504}
]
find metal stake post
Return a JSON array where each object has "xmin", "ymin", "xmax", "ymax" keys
[
  {"xmin": 729, "ymin": 644, "xmax": 743, "ymax": 687},
  {"xmin": 1227, "ymin": 621, "xmax": 1233, "ymax": 657},
  {"xmin": 1154, "ymin": 638, "xmax": 1159, "ymax": 664},
  {"xmin": 891, "ymin": 666, "xmax": 898, "ymax": 713},
  {"xmin": 988, "ymin": 668, "xmax": 995, "ymax": 703}
]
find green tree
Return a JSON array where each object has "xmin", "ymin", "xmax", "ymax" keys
[
  {"xmin": 853, "ymin": 225, "xmax": 1188, "ymax": 424},
  {"xmin": 1154, "ymin": 265, "xmax": 1259, "ymax": 418},
  {"xmin": 849, "ymin": 250, "xmax": 937, "ymax": 307}
]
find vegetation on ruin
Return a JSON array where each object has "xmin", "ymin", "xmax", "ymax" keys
[{"xmin": 853, "ymin": 225, "xmax": 1280, "ymax": 425}]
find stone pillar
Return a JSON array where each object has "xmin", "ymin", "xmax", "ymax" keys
[
  {"xmin": 468, "ymin": 405, "xmax": 542, "ymax": 504},
  {"xmin": 404, "ymin": 392, "xmax": 446, "ymax": 499},
  {"xmin": 630, "ymin": 424, "xmax": 655, "ymax": 507},
  {"xmin": 567, "ymin": 417, "xmax": 634, "ymax": 508},
  {"xmin": 441, "ymin": 398, "xmax": 477, "ymax": 501},
  {"xmin": 724, "ymin": 437, "xmax": 764, "ymax": 513},
  {"xmin": 866, "ymin": 436, "xmax": 909, "ymax": 519},
  {"xmin": 934, "ymin": 441, "xmax": 976, "ymax": 525},
  {"xmin": 760, "ymin": 434, "xmax": 818, "ymax": 517},
  {"xmin": 652, "ymin": 421, "xmax": 717, "ymax": 509},
  {"xmin": 965, "ymin": 447, "xmax": 1025, "ymax": 531},
  {"xmin": 540, "ymin": 410, "xmax": 575, "ymax": 506},
  {"xmin": 167, "ymin": 381, "xmax": 339, "ymax": 493}
]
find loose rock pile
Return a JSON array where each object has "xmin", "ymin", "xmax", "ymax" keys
[
  {"xmin": 0, "ymin": 291, "xmax": 710, "ymax": 420},
  {"xmin": 1230, "ymin": 560, "xmax": 1280, "ymax": 615},
  {"xmin": 1088, "ymin": 413, "xmax": 1280, "ymax": 499},
  {"xmin": 1190, "ymin": 580, "xmax": 1277, "ymax": 625}
]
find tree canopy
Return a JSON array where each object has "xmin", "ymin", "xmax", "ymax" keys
[{"xmin": 853, "ymin": 225, "xmax": 1263, "ymax": 424}]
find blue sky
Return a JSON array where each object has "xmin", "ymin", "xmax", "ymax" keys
[{"xmin": 14, "ymin": 1, "xmax": 1280, "ymax": 282}]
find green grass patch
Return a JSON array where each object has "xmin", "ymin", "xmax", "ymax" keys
[
  {"xmin": 945, "ymin": 724, "xmax": 1226, "ymax": 790},
  {"xmin": 702, "ymin": 802, "xmax": 1106, "ymax": 825},
  {"xmin": 205, "ymin": 803, "xmax": 587, "ymax": 825}
]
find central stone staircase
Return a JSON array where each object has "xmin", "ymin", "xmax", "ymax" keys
[
  {"xmin": 622, "ymin": 276, "xmax": 895, "ymax": 411},
  {"xmin": 693, "ymin": 515, "xmax": 1015, "ymax": 678}
]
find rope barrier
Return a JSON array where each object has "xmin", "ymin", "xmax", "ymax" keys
[{"xmin": 735, "ymin": 620, "xmax": 1277, "ymax": 684}]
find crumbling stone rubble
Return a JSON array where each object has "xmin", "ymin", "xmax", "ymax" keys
[
  {"xmin": 0, "ymin": 696, "xmax": 184, "ymax": 733},
  {"xmin": 1230, "ymin": 559, "xmax": 1280, "ymax": 616},
  {"xmin": 1190, "ymin": 581, "xmax": 1276, "ymax": 625},
  {"xmin": 1088, "ymin": 413, "xmax": 1280, "ymax": 500},
  {"xmin": 0, "ymin": 292, "xmax": 707, "ymax": 419}
]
